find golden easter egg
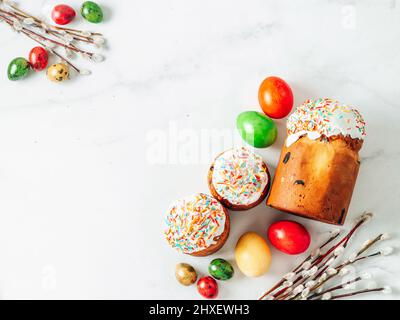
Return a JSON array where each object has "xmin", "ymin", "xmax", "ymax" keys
[
  {"xmin": 175, "ymin": 263, "xmax": 197, "ymax": 286},
  {"xmin": 235, "ymin": 231, "xmax": 271, "ymax": 277}
]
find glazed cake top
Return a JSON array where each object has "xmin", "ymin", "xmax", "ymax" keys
[
  {"xmin": 211, "ymin": 147, "xmax": 269, "ymax": 206},
  {"xmin": 164, "ymin": 193, "xmax": 226, "ymax": 254},
  {"xmin": 286, "ymin": 98, "xmax": 366, "ymax": 147}
]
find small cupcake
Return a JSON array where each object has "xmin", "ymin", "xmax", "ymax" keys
[
  {"xmin": 164, "ymin": 193, "xmax": 230, "ymax": 256},
  {"xmin": 208, "ymin": 147, "xmax": 271, "ymax": 210}
]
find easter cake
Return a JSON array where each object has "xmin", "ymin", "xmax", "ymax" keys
[
  {"xmin": 208, "ymin": 147, "xmax": 271, "ymax": 210},
  {"xmin": 164, "ymin": 193, "xmax": 230, "ymax": 256},
  {"xmin": 267, "ymin": 98, "xmax": 366, "ymax": 225}
]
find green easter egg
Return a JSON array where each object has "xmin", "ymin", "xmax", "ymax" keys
[
  {"xmin": 236, "ymin": 111, "xmax": 277, "ymax": 148},
  {"xmin": 7, "ymin": 57, "xmax": 30, "ymax": 81},
  {"xmin": 81, "ymin": 1, "xmax": 103, "ymax": 23},
  {"xmin": 209, "ymin": 258, "xmax": 234, "ymax": 281}
]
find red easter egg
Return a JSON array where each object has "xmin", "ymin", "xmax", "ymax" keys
[
  {"xmin": 258, "ymin": 76, "xmax": 294, "ymax": 119},
  {"xmin": 267, "ymin": 220, "xmax": 310, "ymax": 255},
  {"xmin": 197, "ymin": 276, "xmax": 218, "ymax": 299},
  {"xmin": 51, "ymin": 4, "xmax": 76, "ymax": 25},
  {"xmin": 28, "ymin": 46, "xmax": 49, "ymax": 71}
]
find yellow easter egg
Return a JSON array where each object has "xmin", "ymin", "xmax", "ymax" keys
[
  {"xmin": 235, "ymin": 231, "xmax": 271, "ymax": 277},
  {"xmin": 47, "ymin": 63, "xmax": 69, "ymax": 82}
]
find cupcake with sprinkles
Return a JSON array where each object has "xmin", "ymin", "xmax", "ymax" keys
[
  {"xmin": 267, "ymin": 98, "xmax": 367, "ymax": 225},
  {"xmin": 164, "ymin": 193, "xmax": 230, "ymax": 256},
  {"xmin": 208, "ymin": 147, "xmax": 271, "ymax": 210}
]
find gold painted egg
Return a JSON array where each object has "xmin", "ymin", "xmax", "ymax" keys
[
  {"xmin": 47, "ymin": 63, "xmax": 69, "ymax": 82},
  {"xmin": 235, "ymin": 231, "xmax": 271, "ymax": 277},
  {"xmin": 175, "ymin": 263, "xmax": 197, "ymax": 286}
]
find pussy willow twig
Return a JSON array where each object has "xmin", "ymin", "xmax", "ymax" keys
[
  {"xmin": 258, "ymin": 229, "xmax": 341, "ymax": 300},
  {"xmin": 0, "ymin": 0, "xmax": 105, "ymax": 75},
  {"xmin": 270, "ymin": 213, "xmax": 372, "ymax": 300},
  {"xmin": 259, "ymin": 213, "xmax": 393, "ymax": 301}
]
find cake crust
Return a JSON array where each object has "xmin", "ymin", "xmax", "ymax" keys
[{"xmin": 267, "ymin": 135, "xmax": 361, "ymax": 225}]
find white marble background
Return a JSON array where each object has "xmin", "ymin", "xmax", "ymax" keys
[{"xmin": 0, "ymin": 0, "xmax": 399, "ymax": 299}]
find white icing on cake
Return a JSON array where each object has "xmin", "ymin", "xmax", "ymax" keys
[
  {"xmin": 164, "ymin": 193, "xmax": 226, "ymax": 254},
  {"xmin": 211, "ymin": 147, "xmax": 269, "ymax": 206},
  {"xmin": 286, "ymin": 98, "xmax": 366, "ymax": 147}
]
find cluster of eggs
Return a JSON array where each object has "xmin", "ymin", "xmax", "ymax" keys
[
  {"xmin": 236, "ymin": 76, "xmax": 294, "ymax": 148},
  {"xmin": 175, "ymin": 220, "xmax": 310, "ymax": 299},
  {"xmin": 7, "ymin": 47, "xmax": 69, "ymax": 83},
  {"xmin": 235, "ymin": 221, "xmax": 311, "ymax": 277},
  {"xmin": 51, "ymin": 2, "xmax": 104, "ymax": 25},
  {"xmin": 6, "ymin": 2, "xmax": 104, "ymax": 83},
  {"xmin": 175, "ymin": 258, "xmax": 234, "ymax": 299}
]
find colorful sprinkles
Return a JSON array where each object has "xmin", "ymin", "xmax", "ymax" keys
[
  {"xmin": 211, "ymin": 147, "xmax": 269, "ymax": 206},
  {"xmin": 164, "ymin": 193, "xmax": 226, "ymax": 254},
  {"xmin": 286, "ymin": 98, "xmax": 366, "ymax": 146}
]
